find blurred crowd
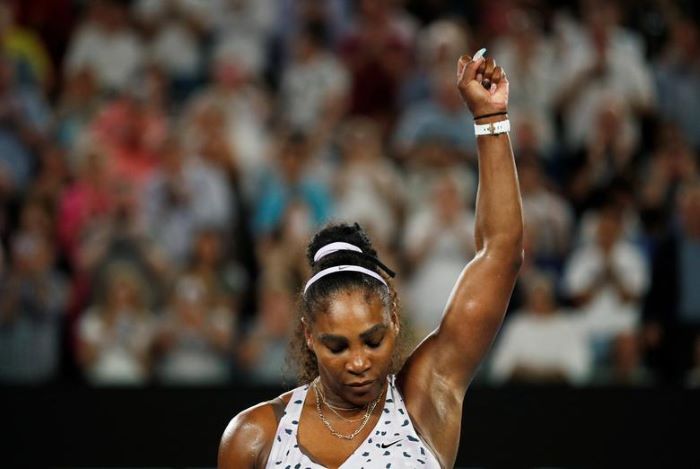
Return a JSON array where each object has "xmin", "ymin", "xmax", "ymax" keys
[{"xmin": 0, "ymin": 0, "xmax": 699, "ymax": 388}]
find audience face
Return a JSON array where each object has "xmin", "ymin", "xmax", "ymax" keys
[
  {"xmin": 526, "ymin": 276, "xmax": 557, "ymax": 316},
  {"xmin": 596, "ymin": 209, "xmax": 623, "ymax": 252},
  {"xmin": 104, "ymin": 265, "xmax": 145, "ymax": 312},
  {"xmin": 278, "ymin": 137, "xmax": 309, "ymax": 183},
  {"xmin": 433, "ymin": 174, "xmax": 464, "ymax": 224},
  {"xmin": 193, "ymin": 230, "xmax": 223, "ymax": 268},
  {"xmin": 340, "ymin": 119, "xmax": 382, "ymax": 162},
  {"xmin": 11, "ymin": 233, "xmax": 52, "ymax": 276}
]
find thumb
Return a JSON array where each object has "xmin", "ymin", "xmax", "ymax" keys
[{"xmin": 459, "ymin": 48, "xmax": 486, "ymax": 83}]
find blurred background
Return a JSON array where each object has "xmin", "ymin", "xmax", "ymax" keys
[{"xmin": 0, "ymin": 0, "xmax": 698, "ymax": 467}]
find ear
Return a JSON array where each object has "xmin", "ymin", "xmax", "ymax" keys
[
  {"xmin": 302, "ymin": 317, "xmax": 313, "ymax": 350},
  {"xmin": 390, "ymin": 309, "xmax": 400, "ymax": 336}
]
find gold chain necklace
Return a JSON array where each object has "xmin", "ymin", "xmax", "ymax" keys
[
  {"xmin": 312, "ymin": 379, "xmax": 384, "ymax": 440},
  {"xmin": 315, "ymin": 383, "xmax": 366, "ymax": 422}
]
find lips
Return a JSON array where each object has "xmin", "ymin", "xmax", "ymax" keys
[{"xmin": 347, "ymin": 380, "xmax": 374, "ymax": 390}]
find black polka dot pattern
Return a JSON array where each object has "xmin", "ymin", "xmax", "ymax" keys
[{"xmin": 264, "ymin": 375, "xmax": 440, "ymax": 467}]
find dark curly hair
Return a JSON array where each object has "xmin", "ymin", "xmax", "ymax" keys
[{"xmin": 286, "ymin": 222, "xmax": 408, "ymax": 385}]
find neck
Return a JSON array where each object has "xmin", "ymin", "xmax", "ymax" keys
[{"xmin": 315, "ymin": 378, "xmax": 366, "ymax": 411}]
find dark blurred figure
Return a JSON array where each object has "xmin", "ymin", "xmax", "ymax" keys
[
  {"xmin": 0, "ymin": 226, "xmax": 67, "ymax": 384},
  {"xmin": 0, "ymin": 0, "xmax": 55, "ymax": 90},
  {"xmin": 338, "ymin": 0, "xmax": 416, "ymax": 130},
  {"xmin": 237, "ymin": 279, "xmax": 296, "ymax": 385},
  {"xmin": 0, "ymin": 52, "xmax": 49, "ymax": 193},
  {"xmin": 653, "ymin": 16, "xmax": 700, "ymax": 150},
  {"xmin": 643, "ymin": 179, "xmax": 700, "ymax": 385}
]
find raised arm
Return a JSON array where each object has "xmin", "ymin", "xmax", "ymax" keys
[{"xmin": 398, "ymin": 52, "xmax": 523, "ymax": 467}]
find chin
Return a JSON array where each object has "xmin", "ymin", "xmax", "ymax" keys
[{"xmin": 344, "ymin": 379, "xmax": 383, "ymax": 405}]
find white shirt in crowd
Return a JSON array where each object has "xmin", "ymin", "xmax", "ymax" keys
[
  {"xmin": 403, "ymin": 209, "xmax": 475, "ymax": 337},
  {"xmin": 65, "ymin": 23, "xmax": 144, "ymax": 92},
  {"xmin": 280, "ymin": 52, "xmax": 350, "ymax": 132},
  {"xmin": 490, "ymin": 309, "xmax": 592, "ymax": 385},
  {"xmin": 563, "ymin": 241, "xmax": 649, "ymax": 337},
  {"xmin": 79, "ymin": 308, "xmax": 155, "ymax": 386}
]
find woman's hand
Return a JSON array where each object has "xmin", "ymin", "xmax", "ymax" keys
[{"xmin": 457, "ymin": 50, "xmax": 509, "ymax": 117}]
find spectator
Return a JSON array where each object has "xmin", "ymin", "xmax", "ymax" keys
[
  {"xmin": 639, "ymin": 124, "xmax": 698, "ymax": 238},
  {"xmin": 53, "ymin": 68, "xmax": 100, "ymax": 156},
  {"xmin": 56, "ymin": 142, "xmax": 113, "ymax": 268},
  {"xmin": 338, "ymin": 0, "xmax": 416, "ymax": 128},
  {"xmin": 141, "ymin": 137, "xmax": 234, "ymax": 267},
  {"xmin": 654, "ymin": 17, "xmax": 700, "ymax": 149},
  {"xmin": 76, "ymin": 260, "xmax": 155, "ymax": 386},
  {"xmin": 643, "ymin": 179, "xmax": 700, "ymax": 384},
  {"xmin": 401, "ymin": 18, "xmax": 470, "ymax": 105},
  {"xmin": 563, "ymin": 204, "xmax": 649, "ymax": 363},
  {"xmin": 154, "ymin": 275, "xmax": 234, "ymax": 385},
  {"xmin": 89, "ymin": 91, "xmax": 168, "ymax": 191},
  {"xmin": 489, "ymin": 272, "xmax": 592, "ymax": 385},
  {"xmin": 237, "ymin": 280, "xmax": 296, "ymax": 385},
  {"xmin": 64, "ymin": 0, "xmax": 144, "ymax": 94},
  {"xmin": 253, "ymin": 132, "xmax": 332, "ymax": 240},
  {"xmin": 334, "ymin": 117, "xmax": 405, "ymax": 247},
  {"xmin": 0, "ymin": 229, "xmax": 67, "ymax": 383},
  {"xmin": 591, "ymin": 332, "xmax": 655, "ymax": 386},
  {"xmin": 519, "ymin": 158, "xmax": 574, "ymax": 270},
  {"xmin": 132, "ymin": 0, "xmax": 203, "ymax": 99},
  {"xmin": 185, "ymin": 227, "xmax": 248, "ymax": 314},
  {"xmin": 280, "ymin": 22, "xmax": 349, "ymax": 135},
  {"xmin": 0, "ymin": 53, "xmax": 50, "ymax": 192},
  {"xmin": 185, "ymin": 50, "xmax": 270, "ymax": 201},
  {"xmin": 565, "ymin": 100, "xmax": 638, "ymax": 217},
  {"xmin": 553, "ymin": 0, "xmax": 655, "ymax": 153},
  {"xmin": 491, "ymin": 8, "xmax": 558, "ymax": 156},
  {"xmin": 393, "ymin": 66, "xmax": 476, "ymax": 163},
  {"xmin": 403, "ymin": 170, "xmax": 476, "ymax": 337},
  {"xmin": 77, "ymin": 176, "xmax": 169, "ymax": 313},
  {"xmin": 0, "ymin": 0, "xmax": 53, "ymax": 89}
]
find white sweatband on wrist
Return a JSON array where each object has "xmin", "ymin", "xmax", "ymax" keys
[
  {"xmin": 474, "ymin": 119, "xmax": 510, "ymax": 136},
  {"xmin": 304, "ymin": 265, "xmax": 387, "ymax": 295}
]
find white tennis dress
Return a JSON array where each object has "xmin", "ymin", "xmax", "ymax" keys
[{"xmin": 265, "ymin": 375, "xmax": 442, "ymax": 468}]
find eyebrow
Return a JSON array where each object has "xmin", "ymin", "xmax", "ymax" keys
[
  {"xmin": 318, "ymin": 324, "xmax": 388, "ymax": 344},
  {"xmin": 359, "ymin": 324, "xmax": 387, "ymax": 340}
]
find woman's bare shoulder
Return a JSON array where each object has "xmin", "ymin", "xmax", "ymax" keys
[{"xmin": 218, "ymin": 390, "xmax": 295, "ymax": 469}]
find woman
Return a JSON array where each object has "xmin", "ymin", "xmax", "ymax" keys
[{"xmin": 218, "ymin": 51, "xmax": 523, "ymax": 468}]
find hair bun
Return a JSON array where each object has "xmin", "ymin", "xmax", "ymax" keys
[{"xmin": 306, "ymin": 222, "xmax": 378, "ymax": 269}]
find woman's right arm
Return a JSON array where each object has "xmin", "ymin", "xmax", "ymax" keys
[{"xmin": 218, "ymin": 404, "xmax": 277, "ymax": 469}]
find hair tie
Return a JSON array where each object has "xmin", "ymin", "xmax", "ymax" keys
[
  {"xmin": 312, "ymin": 242, "xmax": 396, "ymax": 278},
  {"xmin": 314, "ymin": 242, "xmax": 363, "ymax": 263},
  {"xmin": 304, "ymin": 265, "xmax": 388, "ymax": 295}
]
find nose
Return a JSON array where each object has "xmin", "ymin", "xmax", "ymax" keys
[{"xmin": 346, "ymin": 350, "xmax": 371, "ymax": 375}]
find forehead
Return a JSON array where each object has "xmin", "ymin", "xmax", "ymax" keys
[{"xmin": 312, "ymin": 289, "xmax": 387, "ymax": 336}]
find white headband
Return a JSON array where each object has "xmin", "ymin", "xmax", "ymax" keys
[
  {"xmin": 303, "ymin": 265, "xmax": 388, "ymax": 295},
  {"xmin": 313, "ymin": 242, "xmax": 363, "ymax": 262}
]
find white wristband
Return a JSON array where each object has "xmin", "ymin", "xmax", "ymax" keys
[{"xmin": 474, "ymin": 119, "xmax": 510, "ymax": 136}]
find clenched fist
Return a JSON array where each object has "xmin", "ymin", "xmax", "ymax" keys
[{"xmin": 457, "ymin": 49, "xmax": 509, "ymax": 117}]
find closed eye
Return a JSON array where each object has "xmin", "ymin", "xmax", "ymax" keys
[
  {"xmin": 366, "ymin": 338, "xmax": 383, "ymax": 349},
  {"xmin": 328, "ymin": 344, "xmax": 347, "ymax": 354}
]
